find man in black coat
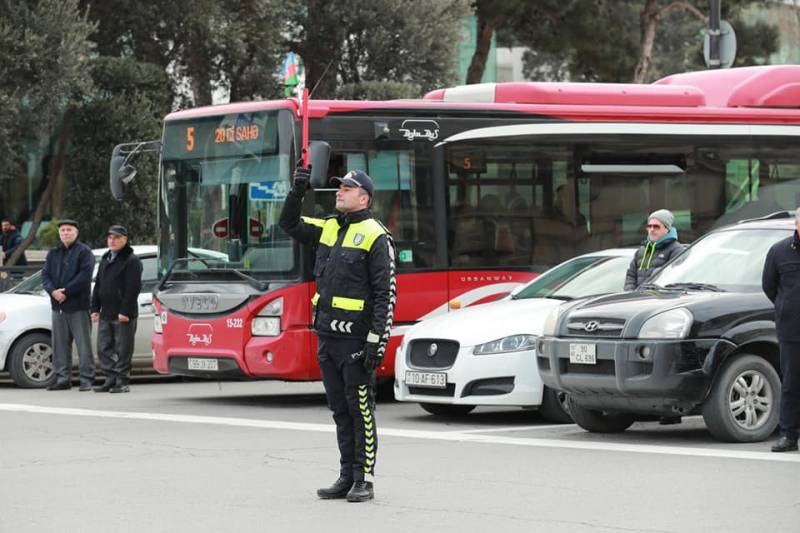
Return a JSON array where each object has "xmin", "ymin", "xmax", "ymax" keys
[
  {"xmin": 1, "ymin": 219, "xmax": 27, "ymax": 266},
  {"xmin": 41, "ymin": 219, "xmax": 95, "ymax": 390},
  {"xmin": 90, "ymin": 225, "xmax": 143, "ymax": 393},
  {"xmin": 762, "ymin": 210, "xmax": 800, "ymax": 452}
]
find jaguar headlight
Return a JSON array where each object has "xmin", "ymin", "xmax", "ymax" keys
[
  {"xmin": 638, "ymin": 308, "xmax": 693, "ymax": 339},
  {"xmin": 473, "ymin": 334, "xmax": 537, "ymax": 355},
  {"xmin": 251, "ymin": 317, "xmax": 281, "ymax": 336}
]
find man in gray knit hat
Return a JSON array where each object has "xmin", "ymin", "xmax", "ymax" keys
[{"xmin": 624, "ymin": 209, "xmax": 686, "ymax": 291}]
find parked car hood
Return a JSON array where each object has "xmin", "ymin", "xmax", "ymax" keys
[
  {"xmin": 560, "ymin": 289, "xmax": 774, "ymax": 339},
  {"xmin": 0, "ymin": 293, "xmax": 48, "ymax": 314},
  {"xmin": 406, "ymin": 297, "xmax": 561, "ymax": 346}
]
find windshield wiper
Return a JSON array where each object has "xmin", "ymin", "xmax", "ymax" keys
[
  {"xmin": 639, "ymin": 282, "xmax": 665, "ymax": 290},
  {"xmin": 208, "ymin": 268, "xmax": 268, "ymax": 291},
  {"xmin": 663, "ymin": 282, "xmax": 725, "ymax": 292}
]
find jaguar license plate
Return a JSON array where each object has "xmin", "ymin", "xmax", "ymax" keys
[
  {"xmin": 569, "ymin": 343, "xmax": 597, "ymax": 365},
  {"xmin": 188, "ymin": 357, "xmax": 219, "ymax": 371},
  {"xmin": 405, "ymin": 371, "xmax": 447, "ymax": 388}
]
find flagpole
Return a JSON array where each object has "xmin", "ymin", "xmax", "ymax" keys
[{"xmin": 301, "ymin": 87, "xmax": 310, "ymax": 167}]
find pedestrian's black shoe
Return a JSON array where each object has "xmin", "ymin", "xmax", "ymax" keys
[
  {"xmin": 659, "ymin": 416, "xmax": 682, "ymax": 425},
  {"xmin": 316, "ymin": 476, "xmax": 353, "ymax": 499},
  {"xmin": 79, "ymin": 383, "xmax": 94, "ymax": 392},
  {"xmin": 46, "ymin": 382, "xmax": 70, "ymax": 391},
  {"xmin": 346, "ymin": 481, "xmax": 374, "ymax": 503},
  {"xmin": 771, "ymin": 436, "xmax": 798, "ymax": 452},
  {"xmin": 93, "ymin": 380, "xmax": 116, "ymax": 393},
  {"xmin": 109, "ymin": 384, "xmax": 130, "ymax": 394}
]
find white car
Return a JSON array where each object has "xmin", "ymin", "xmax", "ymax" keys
[
  {"xmin": 0, "ymin": 245, "xmax": 160, "ymax": 388},
  {"xmin": 394, "ymin": 248, "xmax": 636, "ymax": 421}
]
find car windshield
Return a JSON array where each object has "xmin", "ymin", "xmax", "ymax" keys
[
  {"xmin": 652, "ymin": 228, "xmax": 790, "ymax": 292},
  {"xmin": 513, "ymin": 255, "xmax": 631, "ymax": 300},
  {"xmin": 9, "ymin": 270, "xmax": 46, "ymax": 295}
]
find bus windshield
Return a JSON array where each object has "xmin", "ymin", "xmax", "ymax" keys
[{"xmin": 158, "ymin": 109, "xmax": 296, "ymax": 281}]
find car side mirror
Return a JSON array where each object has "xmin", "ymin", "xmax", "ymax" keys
[{"xmin": 308, "ymin": 141, "xmax": 331, "ymax": 189}]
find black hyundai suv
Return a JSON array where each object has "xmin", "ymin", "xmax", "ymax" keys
[{"xmin": 537, "ymin": 214, "xmax": 794, "ymax": 443}]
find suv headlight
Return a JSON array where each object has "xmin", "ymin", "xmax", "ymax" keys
[
  {"xmin": 473, "ymin": 335, "xmax": 537, "ymax": 355},
  {"xmin": 251, "ymin": 297, "xmax": 283, "ymax": 336},
  {"xmin": 638, "ymin": 308, "xmax": 693, "ymax": 339}
]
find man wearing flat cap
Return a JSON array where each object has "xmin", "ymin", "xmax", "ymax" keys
[
  {"xmin": 280, "ymin": 166, "xmax": 396, "ymax": 503},
  {"xmin": 41, "ymin": 219, "xmax": 96, "ymax": 390},
  {"xmin": 90, "ymin": 225, "xmax": 142, "ymax": 393}
]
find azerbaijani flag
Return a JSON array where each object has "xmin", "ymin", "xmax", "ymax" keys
[{"xmin": 282, "ymin": 52, "xmax": 299, "ymax": 97}]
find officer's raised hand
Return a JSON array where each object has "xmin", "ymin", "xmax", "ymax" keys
[
  {"xmin": 362, "ymin": 341, "xmax": 382, "ymax": 372},
  {"xmin": 292, "ymin": 161, "xmax": 312, "ymax": 197}
]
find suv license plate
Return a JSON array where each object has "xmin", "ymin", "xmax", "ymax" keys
[
  {"xmin": 188, "ymin": 357, "xmax": 219, "ymax": 371},
  {"xmin": 569, "ymin": 343, "xmax": 596, "ymax": 365},
  {"xmin": 405, "ymin": 371, "xmax": 446, "ymax": 388}
]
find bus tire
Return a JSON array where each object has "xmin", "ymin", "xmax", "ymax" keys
[
  {"xmin": 567, "ymin": 396, "xmax": 634, "ymax": 433},
  {"xmin": 7, "ymin": 333, "xmax": 56, "ymax": 388},
  {"xmin": 420, "ymin": 403, "xmax": 475, "ymax": 417}
]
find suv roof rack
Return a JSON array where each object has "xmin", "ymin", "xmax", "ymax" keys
[{"xmin": 737, "ymin": 210, "xmax": 795, "ymax": 224}]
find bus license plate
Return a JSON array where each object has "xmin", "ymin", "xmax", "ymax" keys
[
  {"xmin": 569, "ymin": 343, "xmax": 596, "ymax": 365},
  {"xmin": 188, "ymin": 357, "xmax": 219, "ymax": 371},
  {"xmin": 405, "ymin": 371, "xmax": 447, "ymax": 389}
]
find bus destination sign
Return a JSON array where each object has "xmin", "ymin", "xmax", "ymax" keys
[{"xmin": 163, "ymin": 112, "xmax": 276, "ymax": 160}]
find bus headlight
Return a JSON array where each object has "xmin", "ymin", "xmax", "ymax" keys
[
  {"xmin": 638, "ymin": 308, "xmax": 693, "ymax": 339},
  {"xmin": 252, "ymin": 317, "xmax": 281, "ymax": 336},
  {"xmin": 473, "ymin": 335, "xmax": 537, "ymax": 355}
]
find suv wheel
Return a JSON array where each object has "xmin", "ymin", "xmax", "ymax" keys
[
  {"xmin": 420, "ymin": 403, "xmax": 475, "ymax": 417},
  {"xmin": 702, "ymin": 353, "xmax": 779, "ymax": 442},
  {"xmin": 7, "ymin": 333, "xmax": 56, "ymax": 388},
  {"xmin": 567, "ymin": 396, "xmax": 635, "ymax": 433},
  {"xmin": 539, "ymin": 387, "xmax": 573, "ymax": 423}
]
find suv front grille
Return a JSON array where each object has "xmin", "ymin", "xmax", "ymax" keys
[
  {"xmin": 565, "ymin": 318, "xmax": 625, "ymax": 338},
  {"xmin": 409, "ymin": 339, "xmax": 459, "ymax": 368}
]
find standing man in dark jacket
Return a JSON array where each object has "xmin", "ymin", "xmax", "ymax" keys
[
  {"xmin": 1, "ymin": 219, "xmax": 27, "ymax": 265},
  {"xmin": 91, "ymin": 225, "xmax": 142, "ymax": 393},
  {"xmin": 625, "ymin": 209, "xmax": 686, "ymax": 290},
  {"xmin": 41, "ymin": 219, "xmax": 95, "ymax": 390},
  {"xmin": 762, "ymin": 209, "xmax": 800, "ymax": 452},
  {"xmin": 280, "ymin": 166, "xmax": 396, "ymax": 503}
]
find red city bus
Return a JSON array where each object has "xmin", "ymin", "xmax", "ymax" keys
[{"xmin": 111, "ymin": 65, "xmax": 800, "ymax": 386}]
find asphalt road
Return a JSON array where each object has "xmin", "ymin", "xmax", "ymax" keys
[{"xmin": 0, "ymin": 378, "xmax": 798, "ymax": 533}]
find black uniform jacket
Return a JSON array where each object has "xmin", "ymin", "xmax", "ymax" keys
[
  {"xmin": 90, "ymin": 244, "xmax": 143, "ymax": 320},
  {"xmin": 762, "ymin": 231, "xmax": 800, "ymax": 342},
  {"xmin": 279, "ymin": 190, "xmax": 396, "ymax": 346},
  {"xmin": 41, "ymin": 240, "xmax": 94, "ymax": 312}
]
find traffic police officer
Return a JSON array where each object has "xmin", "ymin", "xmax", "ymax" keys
[{"xmin": 279, "ymin": 165, "xmax": 396, "ymax": 502}]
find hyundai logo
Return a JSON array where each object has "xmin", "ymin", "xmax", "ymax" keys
[
  {"xmin": 427, "ymin": 343, "xmax": 438, "ymax": 357},
  {"xmin": 584, "ymin": 321, "xmax": 600, "ymax": 333}
]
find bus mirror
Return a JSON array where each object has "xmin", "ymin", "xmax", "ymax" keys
[
  {"xmin": 109, "ymin": 140, "xmax": 161, "ymax": 201},
  {"xmin": 308, "ymin": 141, "xmax": 331, "ymax": 189},
  {"xmin": 109, "ymin": 145, "xmax": 137, "ymax": 201}
]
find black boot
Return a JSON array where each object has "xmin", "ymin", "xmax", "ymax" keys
[
  {"xmin": 771, "ymin": 436, "xmax": 798, "ymax": 452},
  {"xmin": 93, "ymin": 379, "xmax": 116, "ymax": 393},
  {"xmin": 316, "ymin": 476, "xmax": 353, "ymax": 499},
  {"xmin": 346, "ymin": 481, "xmax": 374, "ymax": 503}
]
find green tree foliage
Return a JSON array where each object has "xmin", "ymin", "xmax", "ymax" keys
[
  {"xmin": 62, "ymin": 57, "xmax": 170, "ymax": 247},
  {"xmin": 511, "ymin": 0, "xmax": 778, "ymax": 83},
  {"xmin": 287, "ymin": 0, "xmax": 470, "ymax": 99}
]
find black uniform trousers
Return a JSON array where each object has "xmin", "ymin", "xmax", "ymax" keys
[
  {"xmin": 97, "ymin": 318, "xmax": 137, "ymax": 385},
  {"xmin": 779, "ymin": 341, "xmax": 800, "ymax": 440},
  {"xmin": 317, "ymin": 335, "xmax": 377, "ymax": 482}
]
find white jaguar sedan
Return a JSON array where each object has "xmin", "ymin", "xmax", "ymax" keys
[{"xmin": 394, "ymin": 248, "xmax": 635, "ymax": 421}]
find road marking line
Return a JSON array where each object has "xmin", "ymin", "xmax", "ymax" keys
[
  {"xmin": 454, "ymin": 424, "xmax": 577, "ymax": 434},
  {"xmin": 1, "ymin": 403, "xmax": 797, "ymax": 463}
]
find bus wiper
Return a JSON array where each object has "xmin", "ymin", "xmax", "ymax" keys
[
  {"xmin": 215, "ymin": 268, "xmax": 269, "ymax": 291},
  {"xmin": 639, "ymin": 282, "xmax": 664, "ymax": 290},
  {"xmin": 663, "ymin": 282, "xmax": 725, "ymax": 292}
]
